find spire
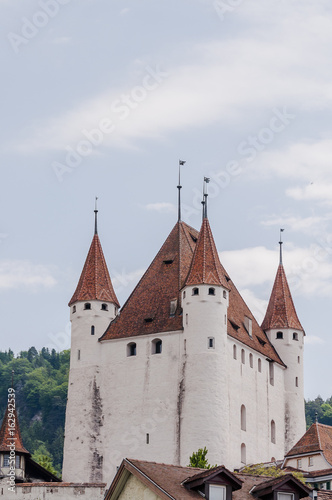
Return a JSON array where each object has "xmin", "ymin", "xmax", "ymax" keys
[
  {"xmin": 279, "ymin": 228, "xmax": 284, "ymax": 265},
  {"xmin": 185, "ymin": 218, "xmax": 229, "ymax": 288},
  {"xmin": 261, "ymin": 259, "xmax": 303, "ymax": 332},
  {"xmin": 0, "ymin": 396, "xmax": 29, "ymax": 455},
  {"xmin": 69, "ymin": 217, "xmax": 120, "ymax": 307},
  {"xmin": 178, "ymin": 160, "xmax": 186, "ymax": 221}
]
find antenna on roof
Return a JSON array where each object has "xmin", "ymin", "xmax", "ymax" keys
[
  {"xmin": 279, "ymin": 228, "xmax": 284, "ymax": 265},
  {"xmin": 94, "ymin": 197, "xmax": 98, "ymax": 235},
  {"xmin": 202, "ymin": 177, "xmax": 210, "ymax": 220},
  {"xmin": 178, "ymin": 160, "xmax": 186, "ymax": 221}
]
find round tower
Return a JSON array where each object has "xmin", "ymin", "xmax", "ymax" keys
[
  {"xmin": 261, "ymin": 238, "xmax": 306, "ymax": 455},
  {"xmin": 179, "ymin": 216, "xmax": 231, "ymax": 468},
  {"xmin": 62, "ymin": 206, "xmax": 120, "ymax": 483}
]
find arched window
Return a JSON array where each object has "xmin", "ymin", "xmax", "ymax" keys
[
  {"xmin": 223, "ymin": 290, "xmax": 227, "ymax": 299},
  {"xmin": 233, "ymin": 345, "xmax": 237, "ymax": 360},
  {"xmin": 72, "ymin": 305, "xmax": 76, "ymax": 314},
  {"xmin": 127, "ymin": 342, "xmax": 137, "ymax": 357},
  {"xmin": 208, "ymin": 287, "xmax": 215, "ymax": 296},
  {"xmin": 258, "ymin": 358, "xmax": 262, "ymax": 372},
  {"xmin": 241, "ymin": 349, "xmax": 245, "ymax": 364},
  {"xmin": 241, "ymin": 405, "xmax": 246, "ymax": 431},
  {"xmin": 295, "ymin": 377, "xmax": 299, "ymax": 387},
  {"xmin": 249, "ymin": 353, "xmax": 253, "ymax": 368},
  {"xmin": 91, "ymin": 325, "xmax": 95, "ymax": 336},
  {"xmin": 271, "ymin": 420, "xmax": 276, "ymax": 444},
  {"xmin": 241, "ymin": 443, "xmax": 246, "ymax": 464},
  {"xmin": 101, "ymin": 303, "xmax": 108, "ymax": 311},
  {"xmin": 293, "ymin": 332, "xmax": 299, "ymax": 341},
  {"xmin": 152, "ymin": 339, "xmax": 162, "ymax": 354},
  {"xmin": 192, "ymin": 287, "xmax": 199, "ymax": 296},
  {"xmin": 276, "ymin": 331, "xmax": 283, "ymax": 339},
  {"xmin": 269, "ymin": 362, "xmax": 274, "ymax": 386},
  {"xmin": 84, "ymin": 303, "xmax": 91, "ymax": 310}
]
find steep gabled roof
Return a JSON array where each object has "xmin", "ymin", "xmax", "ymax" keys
[
  {"xmin": 285, "ymin": 423, "xmax": 332, "ymax": 466},
  {"xmin": 69, "ymin": 234, "xmax": 119, "ymax": 307},
  {"xmin": 100, "ymin": 221, "xmax": 199, "ymax": 341},
  {"xmin": 261, "ymin": 264, "xmax": 303, "ymax": 332},
  {"xmin": 0, "ymin": 405, "xmax": 30, "ymax": 455},
  {"xmin": 185, "ymin": 218, "xmax": 230, "ymax": 289}
]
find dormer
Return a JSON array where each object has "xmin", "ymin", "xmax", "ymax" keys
[
  {"xmin": 183, "ymin": 465, "xmax": 243, "ymax": 498},
  {"xmin": 250, "ymin": 474, "xmax": 312, "ymax": 500}
]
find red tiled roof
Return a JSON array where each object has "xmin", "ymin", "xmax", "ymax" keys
[
  {"xmin": 0, "ymin": 405, "xmax": 30, "ymax": 455},
  {"xmin": 286, "ymin": 423, "xmax": 332, "ymax": 466},
  {"xmin": 100, "ymin": 221, "xmax": 199, "ymax": 341},
  {"xmin": 185, "ymin": 218, "xmax": 230, "ymax": 288},
  {"xmin": 69, "ymin": 234, "xmax": 119, "ymax": 307},
  {"xmin": 261, "ymin": 264, "xmax": 303, "ymax": 332}
]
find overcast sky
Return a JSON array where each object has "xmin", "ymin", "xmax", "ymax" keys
[{"xmin": 1, "ymin": 0, "xmax": 331, "ymax": 400}]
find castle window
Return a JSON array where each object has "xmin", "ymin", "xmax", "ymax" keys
[
  {"xmin": 223, "ymin": 290, "xmax": 227, "ymax": 299},
  {"xmin": 295, "ymin": 377, "xmax": 299, "ymax": 387},
  {"xmin": 241, "ymin": 349, "xmax": 245, "ymax": 364},
  {"xmin": 241, "ymin": 443, "xmax": 246, "ymax": 464},
  {"xmin": 271, "ymin": 420, "xmax": 276, "ymax": 444},
  {"xmin": 101, "ymin": 303, "xmax": 108, "ymax": 311},
  {"xmin": 233, "ymin": 345, "xmax": 237, "ymax": 360},
  {"xmin": 72, "ymin": 305, "xmax": 76, "ymax": 314},
  {"xmin": 297, "ymin": 459, "xmax": 302, "ymax": 468},
  {"xmin": 208, "ymin": 337, "xmax": 215, "ymax": 349},
  {"xmin": 241, "ymin": 405, "xmax": 246, "ymax": 431},
  {"xmin": 309, "ymin": 457, "xmax": 313, "ymax": 467},
  {"xmin": 127, "ymin": 342, "xmax": 137, "ymax": 357},
  {"xmin": 269, "ymin": 362, "xmax": 274, "ymax": 386},
  {"xmin": 78, "ymin": 349, "xmax": 81, "ymax": 361},
  {"xmin": 146, "ymin": 433, "xmax": 150, "ymax": 444},
  {"xmin": 276, "ymin": 331, "xmax": 283, "ymax": 339},
  {"xmin": 192, "ymin": 287, "xmax": 199, "ymax": 296},
  {"xmin": 3, "ymin": 454, "xmax": 10, "ymax": 467},
  {"xmin": 298, "ymin": 356, "xmax": 300, "ymax": 364},
  {"xmin": 258, "ymin": 358, "xmax": 262, "ymax": 372},
  {"xmin": 244, "ymin": 316, "xmax": 252, "ymax": 338},
  {"xmin": 186, "ymin": 314, "xmax": 188, "ymax": 326},
  {"xmin": 91, "ymin": 325, "xmax": 95, "ymax": 336},
  {"xmin": 209, "ymin": 287, "xmax": 215, "ymax": 296},
  {"xmin": 249, "ymin": 353, "xmax": 253, "ymax": 368},
  {"xmin": 183, "ymin": 291, "xmax": 186, "ymax": 299},
  {"xmin": 170, "ymin": 299, "xmax": 177, "ymax": 316},
  {"xmin": 293, "ymin": 332, "xmax": 299, "ymax": 341},
  {"xmin": 209, "ymin": 485, "xmax": 226, "ymax": 500},
  {"xmin": 84, "ymin": 303, "xmax": 91, "ymax": 310},
  {"xmin": 152, "ymin": 339, "xmax": 162, "ymax": 354}
]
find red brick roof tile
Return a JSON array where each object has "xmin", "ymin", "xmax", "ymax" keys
[
  {"xmin": 286, "ymin": 423, "xmax": 332, "ymax": 466},
  {"xmin": 0, "ymin": 405, "xmax": 30, "ymax": 455},
  {"xmin": 186, "ymin": 218, "xmax": 230, "ymax": 288},
  {"xmin": 69, "ymin": 234, "xmax": 119, "ymax": 307},
  {"xmin": 261, "ymin": 264, "xmax": 303, "ymax": 332},
  {"xmin": 100, "ymin": 221, "xmax": 198, "ymax": 341}
]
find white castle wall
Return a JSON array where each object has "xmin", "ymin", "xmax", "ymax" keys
[
  {"xmin": 6, "ymin": 483, "xmax": 106, "ymax": 499},
  {"xmin": 266, "ymin": 328, "xmax": 306, "ymax": 454}
]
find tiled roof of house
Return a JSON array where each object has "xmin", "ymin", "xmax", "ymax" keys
[
  {"xmin": 285, "ymin": 423, "xmax": 332, "ymax": 466},
  {"xmin": 69, "ymin": 234, "xmax": 119, "ymax": 307},
  {"xmin": 318, "ymin": 492, "xmax": 332, "ymax": 500},
  {"xmin": 0, "ymin": 405, "xmax": 30, "ymax": 455},
  {"xmin": 185, "ymin": 218, "xmax": 230, "ymax": 288},
  {"xmin": 100, "ymin": 221, "xmax": 199, "ymax": 341},
  {"xmin": 261, "ymin": 264, "xmax": 303, "ymax": 331}
]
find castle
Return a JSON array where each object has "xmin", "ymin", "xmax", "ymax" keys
[{"xmin": 62, "ymin": 188, "xmax": 306, "ymax": 484}]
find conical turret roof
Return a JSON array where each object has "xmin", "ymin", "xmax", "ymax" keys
[
  {"xmin": 0, "ymin": 405, "xmax": 30, "ymax": 455},
  {"xmin": 69, "ymin": 233, "xmax": 119, "ymax": 307},
  {"xmin": 100, "ymin": 221, "xmax": 199, "ymax": 341},
  {"xmin": 261, "ymin": 264, "xmax": 303, "ymax": 332},
  {"xmin": 185, "ymin": 217, "xmax": 230, "ymax": 289}
]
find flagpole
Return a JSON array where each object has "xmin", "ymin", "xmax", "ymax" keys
[
  {"xmin": 279, "ymin": 228, "xmax": 284, "ymax": 265},
  {"xmin": 178, "ymin": 160, "xmax": 186, "ymax": 221}
]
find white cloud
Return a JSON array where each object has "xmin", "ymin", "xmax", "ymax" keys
[
  {"xmin": 0, "ymin": 261, "xmax": 57, "ymax": 290},
  {"xmin": 305, "ymin": 335, "xmax": 326, "ymax": 345},
  {"xmin": 145, "ymin": 202, "xmax": 176, "ymax": 213},
  {"xmin": 240, "ymin": 288, "xmax": 268, "ymax": 325},
  {"xmin": 261, "ymin": 215, "xmax": 332, "ymax": 234},
  {"xmin": 112, "ymin": 268, "xmax": 145, "ymax": 293}
]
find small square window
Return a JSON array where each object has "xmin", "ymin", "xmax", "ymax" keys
[
  {"xmin": 209, "ymin": 485, "xmax": 226, "ymax": 500},
  {"xmin": 297, "ymin": 459, "xmax": 302, "ymax": 468},
  {"xmin": 309, "ymin": 457, "xmax": 313, "ymax": 467}
]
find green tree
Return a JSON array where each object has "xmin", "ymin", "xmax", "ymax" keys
[{"xmin": 189, "ymin": 447, "xmax": 216, "ymax": 469}]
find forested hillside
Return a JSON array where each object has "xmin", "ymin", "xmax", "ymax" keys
[{"xmin": 0, "ymin": 347, "xmax": 331, "ymax": 477}]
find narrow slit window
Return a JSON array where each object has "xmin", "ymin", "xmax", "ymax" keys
[
  {"xmin": 208, "ymin": 337, "xmax": 215, "ymax": 349},
  {"xmin": 78, "ymin": 349, "xmax": 81, "ymax": 361},
  {"xmin": 249, "ymin": 353, "xmax": 253, "ymax": 368},
  {"xmin": 223, "ymin": 290, "xmax": 227, "ymax": 299},
  {"xmin": 241, "ymin": 405, "xmax": 246, "ymax": 431},
  {"xmin": 233, "ymin": 345, "xmax": 237, "ymax": 360},
  {"xmin": 271, "ymin": 420, "xmax": 276, "ymax": 444},
  {"xmin": 241, "ymin": 349, "xmax": 245, "ymax": 364},
  {"xmin": 91, "ymin": 325, "xmax": 95, "ymax": 336},
  {"xmin": 295, "ymin": 376, "xmax": 299, "ymax": 387},
  {"xmin": 269, "ymin": 362, "xmax": 274, "ymax": 386},
  {"xmin": 258, "ymin": 358, "xmax": 262, "ymax": 372},
  {"xmin": 72, "ymin": 305, "xmax": 76, "ymax": 314},
  {"xmin": 241, "ymin": 443, "xmax": 246, "ymax": 464}
]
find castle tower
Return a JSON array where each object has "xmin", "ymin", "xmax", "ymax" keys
[
  {"xmin": 62, "ymin": 207, "xmax": 119, "ymax": 482},
  {"xmin": 0, "ymin": 404, "xmax": 30, "ymax": 484},
  {"xmin": 180, "ymin": 216, "xmax": 231, "ymax": 467},
  {"xmin": 261, "ymin": 240, "xmax": 306, "ymax": 454}
]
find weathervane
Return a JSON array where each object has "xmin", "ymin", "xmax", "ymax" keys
[
  {"xmin": 94, "ymin": 197, "xmax": 98, "ymax": 235},
  {"xmin": 178, "ymin": 160, "xmax": 186, "ymax": 221},
  {"xmin": 279, "ymin": 228, "xmax": 284, "ymax": 265}
]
